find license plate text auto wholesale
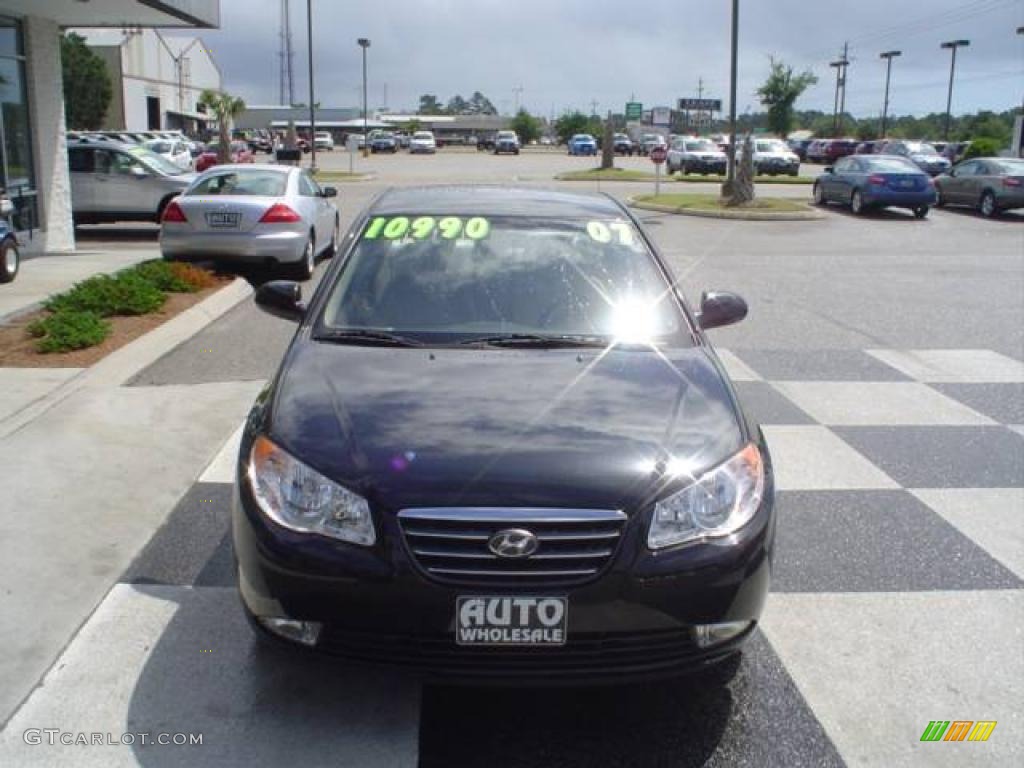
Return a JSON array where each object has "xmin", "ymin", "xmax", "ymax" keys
[
  {"xmin": 206, "ymin": 211, "xmax": 240, "ymax": 228},
  {"xmin": 456, "ymin": 596, "xmax": 567, "ymax": 646}
]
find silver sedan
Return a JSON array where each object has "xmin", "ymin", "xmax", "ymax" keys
[{"xmin": 159, "ymin": 164, "xmax": 340, "ymax": 279}]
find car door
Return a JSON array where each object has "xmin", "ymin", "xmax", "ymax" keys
[
  {"xmin": 945, "ymin": 161, "xmax": 977, "ymax": 204},
  {"xmin": 102, "ymin": 150, "xmax": 160, "ymax": 215},
  {"xmin": 831, "ymin": 157, "xmax": 857, "ymax": 201},
  {"xmin": 67, "ymin": 147, "xmax": 96, "ymax": 214}
]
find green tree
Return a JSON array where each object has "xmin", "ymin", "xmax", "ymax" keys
[
  {"xmin": 60, "ymin": 32, "xmax": 112, "ymax": 130},
  {"xmin": 510, "ymin": 109, "xmax": 541, "ymax": 144},
  {"xmin": 553, "ymin": 111, "xmax": 589, "ymax": 144},
  {"xmin": 198, "ymin": 89, "xmax": 246, "ymax": 163},
  {"xmin": 467, "ymin": 91, "xmax": 497, "ymax": 115},
  {"xmin": 756, "ymin": 58, "xmax": 817, "ymax": 138},
  {"xmin": 446, "ymin": 94, "xmax": 469, "ymax": 114},
  {"xmin": 417, "ymin": 94, "xmax": 445, "ymax": 115}
]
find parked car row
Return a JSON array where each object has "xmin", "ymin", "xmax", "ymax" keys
[
  {"xmin": 68, "ymin": 129, "xmax": 206, "ymax": 162},
  {"xmin": 813, "ymin": 154, "xmax": 1023, "ymax": 219}
]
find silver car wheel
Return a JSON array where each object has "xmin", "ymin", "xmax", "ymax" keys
[
  {"xmin": 813, "ymin": 183, "xmax": 825, "ymax": 205},
  {"xmin": 851, "ymin": 190, "xmax": 864, "ymax": 214},
  {"xmin": 980, "ymin": 192, "xmax": 996, "ymax": 218},
  {"xmin": 0, "ymin": 241, "xmax": 18, "ymax": 283}
]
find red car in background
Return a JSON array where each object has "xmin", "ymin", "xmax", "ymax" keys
[{"xmin": 195, "ymin": 141, "xmax": 255, "ymax": 173}]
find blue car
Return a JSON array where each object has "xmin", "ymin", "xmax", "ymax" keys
[
  {"xmin": 567, "ymin": 133, "xmax": 598, "ymax": 156},
  {"xmin": 813, "ymin": 155, "xmax": 936, "ymax": 218}
]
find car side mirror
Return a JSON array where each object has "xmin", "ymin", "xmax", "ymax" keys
[
  {"xmin": 255, "ymin": 280, "xmax": 305, "ymax": 322},
  {"xmin": 130, "ymin": 165, "xmax": 149, "ymax": 178},
  {"xmin": 824, "ymin": 166, "xmax": 834, "ymax": 173},
  {"xmin": 321, "ymin": 186, "xmax": 338, "ymax": 198},
  {"xmin": 698, "ymin": 290, "xmax": 748, "ymax": 331}
]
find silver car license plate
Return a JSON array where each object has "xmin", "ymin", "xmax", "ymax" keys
[
  {"xmin": 205, "ymin": 212, "xmax": 240, "ymax": 228},
  {"xmin": 456, "ymin": 596, "xmax": 567, "ymax": 646}
]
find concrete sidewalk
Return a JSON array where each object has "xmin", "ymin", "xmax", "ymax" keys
[{"xmin": 0, "ymin": 247, "xmax": 156, "ymax": 321}]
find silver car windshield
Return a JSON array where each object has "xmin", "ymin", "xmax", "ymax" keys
[
  {"xmin": 186, "ymin": 169, "xmax": 289, "ymax": 196},
  {"xmin": 321, "ymin": 215, "xmax": 686, "ymax": 344},
  {"xmin": 126, "ymin": 146, "xmax": 186, "ymax": 176}
]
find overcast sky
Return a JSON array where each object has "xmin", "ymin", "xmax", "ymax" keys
[{"xmin": 197, "ymin": 0, "xmax": 1023, "ymax": 118}]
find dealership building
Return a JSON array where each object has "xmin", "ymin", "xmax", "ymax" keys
[{"xmin": 0, "ymin": 1, "xmax": 219, "ymax": 254}]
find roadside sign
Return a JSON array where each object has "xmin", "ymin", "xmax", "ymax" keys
[
  {"xmin": 678, "ymin": 98, "xmax": 722, "ymax": 111},
  {"xmin": 625, "ymin": 102, "xmax": 643, "ymax": 120},
  {"xmin": 649, "ymin": 146, "xmax": 667, "ymax": 164},
  {"xmin": 651, "ymin": 107, "xmax": 672, "ymax": 126}
]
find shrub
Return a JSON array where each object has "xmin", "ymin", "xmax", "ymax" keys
[
  {"xmin": 45, "ymin": 271, "xmax": 166, "ymax": 316},
  {"xmin": 962, "ymin": 137, "xmax": 1003, "ymax": 160},
  {"xmin": 29, "ymin": 310, "xmax": 111, "ymax": 353},
  {"xmin": 134, "ymin": 260, "xmax": 196, "ymax": 293},
  {"xmin": 169, "ymin": 261, "xmax": 219, "ymax": 290}
]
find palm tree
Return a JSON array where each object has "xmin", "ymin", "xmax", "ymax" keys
[{"xmin": 198, "ymin": 89, "xmax": 246, "ymax": 164}]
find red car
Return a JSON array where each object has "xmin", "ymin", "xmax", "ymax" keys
[{"xmin": 195, "ymin": 140, "xmax": 255, "ymax": 172}]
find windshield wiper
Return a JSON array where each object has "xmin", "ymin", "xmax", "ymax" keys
[
  {"xmin": 316, "ymin": 329, "xmax": 423, "ymax": 347},
  {"xmin": 459, "ymin": 333, "xmax": 610, "ymax": 348}
]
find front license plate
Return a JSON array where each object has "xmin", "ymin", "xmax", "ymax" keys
[
  {"xmin": 899, "ymin": 179, "xmax": 914, "ymax": 188},
  {"xmin": 456, "ymin": 596, "xmax": 567, "ymax": 646},
  {"xmin": 205, "ymin": 211, "xmax": 240, "ymax": 228}
]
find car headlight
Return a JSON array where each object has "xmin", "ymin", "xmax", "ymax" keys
[
  {"xmin": 248, "ymin": 435, "xmax": 375, "ymax": 546},
  {"xmin": 648, "ymin": 443, "xmax": 764, "ymax": 550}
]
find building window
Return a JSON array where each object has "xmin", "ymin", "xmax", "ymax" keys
[{"xmin": 0, "ymin": 15, "xmax": 36, "ymax": 234}]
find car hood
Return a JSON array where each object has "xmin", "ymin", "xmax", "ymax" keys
[{"xmin": 268, "ymin": 343, "xmax": 744, "ymax": 513}]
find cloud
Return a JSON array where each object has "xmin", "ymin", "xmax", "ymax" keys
[{"xmin": 197, "ymin": 0, "xmax": 1023, "ymax": 118}]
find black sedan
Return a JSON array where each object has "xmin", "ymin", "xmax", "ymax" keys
[
  {"xmin": 813, "ymin": 154, "xmax": 936, "ymax": 218},
  {"xmin": 234, "ymin": 187, "xmax": 774, "ymax": 683}
]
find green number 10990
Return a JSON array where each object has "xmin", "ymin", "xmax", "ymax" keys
[{"xmin": 362, "ymin": 216, "xmax": 492, "ymax": 241}]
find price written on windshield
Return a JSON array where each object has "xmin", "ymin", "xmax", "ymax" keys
[{"xmin": 363, "ymin": 216, "xmax": 491, "ymax": 241}]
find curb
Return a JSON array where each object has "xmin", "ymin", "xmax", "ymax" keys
[
  {"xmin": 628, "ymin": 197, "xmax": 825, "ymax": 221},
  {"xmin": 0, "ymin": 277, "xmax": 253, "ymax": 439}
]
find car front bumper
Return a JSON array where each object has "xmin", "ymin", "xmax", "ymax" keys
[
  {"xmin": 233, "ymin": 454, "xmax": 776, "ymax": 683},
  {"xmin": 685, "ymin": 158, "xmax": 728, "ymax": 174},
  {"xmin": 160, "ymin": 227, "xmax": 307, "ymax": 264}
]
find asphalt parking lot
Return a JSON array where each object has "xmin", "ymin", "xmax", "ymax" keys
[{"xmin": 1, "ymin": 151, "xmax": 1021, "ymax": 767}]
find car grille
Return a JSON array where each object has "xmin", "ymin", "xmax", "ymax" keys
[
  {"xmin": 317, "ymin": 626, "xmax": 699, "ymax": 678},
  {"xmin": 397, "ymin": 507, "xmax": 627, "ymax": 585}
]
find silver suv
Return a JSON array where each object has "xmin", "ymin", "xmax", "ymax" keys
[{"xmin": 67, "ymin": 138, "xmax": 195, "ymax": 224}]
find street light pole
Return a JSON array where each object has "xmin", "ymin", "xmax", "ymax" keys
[
  {"xmin": 879, "ymin": 50, "xmax": 901, "ymax": 138},
  {"xmin": 306, "ymin": 0, "xmax": 316, "ymax": 172},
  {"xmin": 358, "ymin": 38, "xmax": 371, "ymax": 158},
  {"xmin": 940, "ymin": 39, "xmax": 969, "ymax": 140},
  {"xmin": 725, "ymin": 0, "xmax": 739, "ymax": 190}
]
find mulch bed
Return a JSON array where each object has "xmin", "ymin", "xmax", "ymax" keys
[{"xmin": 0, "ymin": 277, "xmax": 232, "ymax": 368}]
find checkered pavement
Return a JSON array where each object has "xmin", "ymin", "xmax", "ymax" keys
[{"xmin": 1, "ymin": 348, "xmax": 1021, "ymax": 767}]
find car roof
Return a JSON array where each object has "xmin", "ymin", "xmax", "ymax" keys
[
  {"xmin": 67, "ymin": 137, "xmax": 136, "ymax": 150},
  {"xmin": 370, "ymin": 186, "xmax": 626, "ymax": 219}
]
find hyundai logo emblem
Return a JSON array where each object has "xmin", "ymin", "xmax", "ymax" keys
[{"xmin": 488, "ymin": 528, "xmax": 539, "ymax": 559}]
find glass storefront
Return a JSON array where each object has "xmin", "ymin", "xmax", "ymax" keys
[{"xmin": 0, "ymin": 15, "xmax": 36, "ymax": 235}]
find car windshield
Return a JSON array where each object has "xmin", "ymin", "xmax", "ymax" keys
[
  {"xmin": 862, "ymin": 157, "xmax": 921, "ymax": 173},
  {"xmin": 755, "ymin": 140, "xmax": 787, "ymax": 152},
  {"xmin": 320, "ymin": 214, "xmax": 686, "ymax": 344},
  {"xmin": 186, "ymin": 169, "xmax": 288, "ymax": 196},
  {"xmin": 908, "ymin": 143, "xmax": 938, "ymax": 155},
  {"xmin": 685, "ymin": 140, "xmax": 716, "ymax": 151},
  {"xmin": 414, "ymin": 132, "xmax": 433, "ymax": 139},
  {"xmin": 125, "ymin": 146, "xmax": 186, "ymax": 175},
  {"xmin": 497, "ymin": 132, "xmax": 516, "ymax": 139},
  {"xmin": 145, "ymin": 140, "xmax": 172, "ymax": 154}
]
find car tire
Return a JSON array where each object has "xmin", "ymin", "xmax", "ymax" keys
[
  {"xmin": 913, "ymin": 205, "xmax": 929, "ymax": 219},
  {"xmin": 812, "ymin": 182, "xmax": 826, "ymax": 206},
  {"xmin": 291, "ymin": 235, "xmax": 315, "ymax": 281},
  {"xmin": 0, "ymin": 238, "xmax": 19, "ymax": 284},
  {"xmin": 851, "ymin": 189, "xmax": 865, "ymax": 215},
  {"xmin": 979, "ymin": 191, "xmax": 998, "ymax": 218}
]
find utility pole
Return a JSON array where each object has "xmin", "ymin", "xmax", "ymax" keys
[
  {"xmin": 513, "ymin": 85, "xmax": 524, "ymax": 114},
  {"xmin": 941, "ymin": 39, "xmax": 970, "ymax": 140},
  {"xmin": 279, "ymin": 0, "xmax": 295, "ymax": 105},
  {"xmin": 879, "ymin": 50, "xmax": 901, "ymax": 138},
  {"xmin": 725, "ymin": 0, "xmax": 739, "ymax": 192},
  {"xmin": 306, "ymin": 0, "xmax": 316, "ymax": 172},
  {"xmin": 358, "ymin": 38, "xmax": 370, "ymax": 157},
  {"xmin": 830, "ymin": 43, "xmax": 849, "ymax": 136},
  {"xmin": 589, "ymin": 98, "xmax": 599, "ymax": 116}
]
